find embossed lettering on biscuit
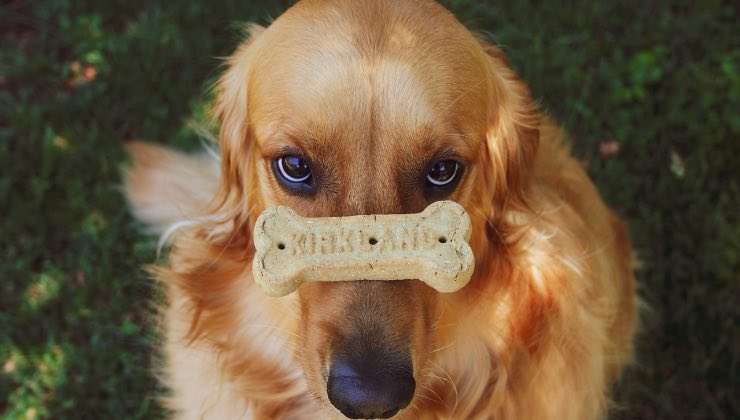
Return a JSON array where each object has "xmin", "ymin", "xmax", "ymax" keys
[{"xmin": 252, "ymin": 201, "xmax": 474, "ymax": 297}]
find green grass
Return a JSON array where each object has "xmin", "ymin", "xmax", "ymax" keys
[{"xmin": 1, "ymin": 0, "xmax": 737, "ymax": 418}]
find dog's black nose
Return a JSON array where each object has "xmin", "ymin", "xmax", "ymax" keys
[{"xmin": 327, "ymin": 358, "xmax": 415, "ymax": 419}]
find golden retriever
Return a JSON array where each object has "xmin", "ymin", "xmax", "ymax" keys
[{"xmin": 123, "ymin": 0, "xmax": 637, "ymax": 418}]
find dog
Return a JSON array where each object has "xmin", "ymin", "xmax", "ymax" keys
[{"xmin": 123, "ymin": 0, "xmax": 637, "ymax": 418}]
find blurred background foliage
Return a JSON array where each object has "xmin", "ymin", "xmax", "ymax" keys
[{"xmin": 1, "ymin": 0, "xmax": 737, "ymax": 418}]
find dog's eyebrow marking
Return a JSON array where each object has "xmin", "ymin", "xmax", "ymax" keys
[{"xmin": 252, "ymin": 201, "xmax": 474, "ymax": 297}]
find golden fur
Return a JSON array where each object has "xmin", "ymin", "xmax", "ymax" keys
[{"xmin": 123, "ymin": 0, "xmax": 637, "ymax": 418}]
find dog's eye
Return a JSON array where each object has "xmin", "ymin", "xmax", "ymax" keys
[
  {"xmin": 276, "ymin": 156, "xmax": 311, "ymax": 183},
  {"xmin": 426, "ymin": 160, "xmax": 460, "ymax": 186}
]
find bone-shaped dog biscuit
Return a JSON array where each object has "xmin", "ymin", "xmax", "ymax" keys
[{"xmin": 252, "ymin": 201, "xmax": 474, "ymax": 297}]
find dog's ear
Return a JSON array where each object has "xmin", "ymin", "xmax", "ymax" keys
[
  {"xmin": 212, "ymin": 24, "xmax": 266, "ymax": 214},
  {"xmin": 478, "ymin": 40, "xmax": 540, "ymax": 211}
]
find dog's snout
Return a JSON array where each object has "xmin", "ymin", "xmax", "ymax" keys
[
  {"xmin": 327, "ymin": 356, "xmax": 415, "ymax": 419},
  {"xmin": 301, "ymin": 281, "xmax": 427, "ymax": 417}
]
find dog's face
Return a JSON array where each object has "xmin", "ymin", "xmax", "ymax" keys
[{"xmin": 214, "ymin": 1, "xmax": 537, "ymax": 418}]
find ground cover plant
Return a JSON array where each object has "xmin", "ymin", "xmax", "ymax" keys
[{"xmin": 1, "ymin": 0, "xmax": 737, "ymax": 418}]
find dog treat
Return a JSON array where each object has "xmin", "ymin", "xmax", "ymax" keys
[{"xmin": 252, "ymin": 200, "xmax": 474, "ymax": 297}]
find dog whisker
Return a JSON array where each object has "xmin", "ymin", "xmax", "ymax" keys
[
  {"xmin": 429, "ymin": 322, "xmax": 456, "ymax": 332},
  {"xmin": 432, "ymin": 79, "xmax": 485, "ymax": 121},
  {"xmin": 430, "ymin": 361, "xmax": 458, "ymax": 417},
  {"xmin": 418, "ymin": 384, "xmax": 444, "ymax": 404},
  {"xmin": 431, "ymin": 340, "xmax": 457, "ymax": 353},
  {"xmin": 277, "ymin": 296, "xmax": 302, "ymax": 321}
]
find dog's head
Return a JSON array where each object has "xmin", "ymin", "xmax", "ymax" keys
[{"xmin": 213, "ymin": 0, "xmax": 538, "ymax": 417}]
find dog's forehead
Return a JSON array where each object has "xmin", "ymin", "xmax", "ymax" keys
[
  {"xmin": 250, "ymin": 45, "xmax": 486, "ymax": 157},
  {"xmin": 258, "ymin": 58, "xmax": 434, "ymax": 138},
  {"xmin": 248, "ymin": 1, "xmax": 489, "ymax": 153}
]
